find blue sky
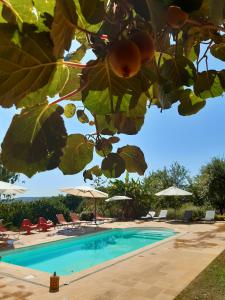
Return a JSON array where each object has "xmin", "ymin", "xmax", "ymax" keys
[{"xmin": 0, "ymin": 46, "xmax": 224, "ymax": 197}]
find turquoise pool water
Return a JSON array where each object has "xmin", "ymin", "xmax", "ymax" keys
[{"xmin": 1, "ymin": 228, "xmax": 176, "ymax": 275}]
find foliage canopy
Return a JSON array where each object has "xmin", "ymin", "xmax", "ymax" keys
[{"xmin": 0, "ymin": 0, "xmax": 224, "ymax": 179}]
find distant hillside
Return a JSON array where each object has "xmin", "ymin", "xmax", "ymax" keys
[{"xmin": 15, "ymin": 197, "xmax": 46, "ymax": 202}]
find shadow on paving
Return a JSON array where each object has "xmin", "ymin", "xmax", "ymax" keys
[
  {"xmin": 174, "ymin": 223, "xmax": 225, "ymax": 249},
  {"xmin": 0, "ymin": 284, "xmax": 33, "ymax": 300}
]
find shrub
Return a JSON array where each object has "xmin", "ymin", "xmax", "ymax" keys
[
  {"xmin": 80, "ymin": 211, "xmax": 94, "ymax": 221},
  {"xmin": 215, "ymin": 214, "xmax": 225, "ymax": 221}
]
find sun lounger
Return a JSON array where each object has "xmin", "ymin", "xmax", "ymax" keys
[
  {"xmin": 70, "ymin": 212, "xmax": 88, "ymax": 227},
  {"xmin": 200, "ymin": 210, "xmax": 215, "ymax": 223},
  {"xmin": 152, "ymin": 210, "xmax": 168, "ymax": 221},
  {"xmin": 21, "ymin": 219, "xmax": 38, "ymax": 234},
  {"xmin": 56, "ymin": 214, "xmax": 74, "ymax": 227},
  {"xmin": 96, "ymin": 213, "xmax": 116, "ymax": 223},
  {"xmin": 141, "ymin": 211, "xmax": 156, "ymax": 220},
  {"xmin": 183, "ymin": 210, "xmax": 193, "ymax": 223}
]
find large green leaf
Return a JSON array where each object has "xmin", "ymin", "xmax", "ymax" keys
[
  {"xmin": 59, "ymin": 68, "xmax": 82, "ymax": 100},
  {"xmin": 117, "ymin": 145, "xmax": 147, "ymax": 175},
  {"xmin": 194, "ymin": 71, "xmax": 224, "ymax": 99},
  {"xmin": 160, "ymin": 57, "xmax": 196, "ymax": 88},
  {"xmin": 59, "ymin": 134, "xmax": 94, "ymax": 174},
  {"xmin": 74, "ymin": 0, "xmax": 103, "ymax": 34},
  {"xmin": 82, "ymin": 61, "xmax": 150, "ymax": 115},
  {"xmin": 95, "ymin": 138, "xmax": 112, "ymax": 157},
  {"xmin": 51, "ymin": 0, "xmax": 78, "ymax": 58},
  {"xmin": 1, "ymin": 104, "xmax": 67, "ymax": 177},
  {"xmin": 178, "ymin": 89, "xmax": 206, "ymax": 116},
  {"xmin": 101, "ymin": 153, "xmax": 125, "ymax": 178},
  {"xmin": 78, "ymin": 0, "xmax": 105, "ymax": 24},
  {"xmin": 210, "ymin": 44, "xmax": 225, "ymax": 62},
  {"xmin": 1, "ymin": 0, "xmax": 55, "ymax": 30},
  {"xmin": 17, "ymin": 64, "xmax": 69, "ymax": 108},
  {"xmin": 0, "ymin": 24, "xmax": 56, "ymax": 108},
  {"xmin": 112, "ymin": 94, "xmax": 148, "ymax": 135},
  {"xmin": 208, "ymin": 0, "xmax": 225, "ymax": 25}
]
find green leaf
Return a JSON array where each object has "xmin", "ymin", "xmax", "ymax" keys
[
  {"xmin": 208, "ymin": 0, "xmax": 225, "ymax": 25},
  {"xmin": 112, "ymin": 94, "xmax": 148, "ymax": 135},
  {"xmin": 3, "ymin": 0, "xmax": 36, "ymax": 24},
  {"xmin": 65, "ymin": 44, "xmax": 87, "ymax": 62},
  {"xmin": 160, "ymin": 57, "xmax": 196, "ymax": 88},
  {"xmin": 108, "ymin": 136, "xmax": 120, "ymax": 144},
  {"xmin": 82, "ymin": 60, "xmax": 150, "ymax": 115},
  {"xmin": 77, "ymin": 110, "xmax": 89, "ymax": 123},
  {"xmin": 59, "ymin": 134, "xmax": 94, "ymax": 175},
  {"xmin": 194, "ymin": 71, "xmax": 224, "ymax": 99},
  {"xmin": 101, "ymin": 153, "xmax": 125, "ymax": 178},
  {"xmin": 218, "ymin": 70, "xmax": 225, "ymax": 89},
  {"xmin": 178, "ymin": 89, "xmax": 206, "ymax": 116},
  {"xmin": 1, "ymin": 104, "xmax": 67, "ymax": 177},
  {"xmin": 95, "ymin": 114, "xmax": 117, "ymax": 135},
  {"xmin": 95, "ymin": 138, "xmax": 113, "ymax": 157},
  {"xmin": 59, "ymin": 68, "xmax": 82, "ymax": 100},
  {"xmin": 51, "ymin": 0, "xmax": 78, "ymax": 58},
  {"xmin": 0, "ymin": 24, "xmax": 56, "ymax": 108},
  {"xmin": 83, "ymin": 165, "xmax": 102, "ymax": 182},
  {"xmin": 210, "ymin": 44, "xmax": 225, "ymax": 62},
  {"xmin": 17, "ymin": 64, "xmax": 69, "ymax": 108},
  {"xmin": 117, "ymin": 145, "xmax": 147, "ymax": 175},
  {"xmin": 64, "ymin": 103, "xmax": 76, "ymax": 118},
  {"xmin": 78, "ymin": 0, "xmax": 105, "ymax": 24},
  {"xmin": 74, "ymin": 0, "xmax": 103, "ymax": 34}
]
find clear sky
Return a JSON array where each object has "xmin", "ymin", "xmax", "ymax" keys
[{"xmin": 0, "ymin": 46, "xmax": 224, "ymax": 197}]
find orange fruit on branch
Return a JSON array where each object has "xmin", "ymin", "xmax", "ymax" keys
[
  {"xmin": 131, "ymin": 31, "xmax": 155, "ymax": 63},
  {"xmin": 108, "ymin": 39, "xmax": 141, "ymax": 78},
  {"xmin": 166, "ymin": 6, "xmax": 189, "ymax": 29}
]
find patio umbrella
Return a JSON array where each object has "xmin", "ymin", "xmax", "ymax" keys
[
  {"xmin": 155, "ymin": 186, "xmax": 192, "ymax": 218},
  {"xmin": 105, "ymin": 195, "xmax": 132, "ymax": 202},
  {"xmin": 59, "ymin": 186, "xmax": 108, "ymax": 223},
  {"xmin": 0, "ymin": 181, "xmax": 27, "ymax": 197},
  {"xmin": 155, "ymin": 186, "xmax": 192, "ymax": 197}
]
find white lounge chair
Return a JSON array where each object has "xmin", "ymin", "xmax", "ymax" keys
[
  {"xmin": 141, "ymin": 211, "xmax": 156, "ymax": 220},
  {"xmin": 152, "ymin": 210, "xmax": 168, "ymax": 221},
  {"xmin": 201, "ymin": 210, "xmax": 215, "ymax": 223}
]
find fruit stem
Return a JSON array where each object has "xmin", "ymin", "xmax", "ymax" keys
[
  {"xmin": 76, "ymin": 25, "xmax": 108, "ymax": 40},
  {"xmin": 63, "ymin": 61, "xmax": 88, "ymax": 68},
  {"xmin": 49, "ymin": 82, "xmax": 88, "ymax": 106},
  {"xmin": 186, "ymin": 19, "xmax": 225, "ymax": 33}
]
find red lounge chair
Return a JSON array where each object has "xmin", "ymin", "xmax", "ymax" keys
[
  {"xmin": 38, "ymin": 217, "xmax": 54, "ymax": 232},
  {"xmin": 56, "ymin": 214, "xmax": 73, "ymax": 227},
  {"xmin": 21, "ymin": 219, "xmax": 38, "ymax": 234},
  {"xmin": 70, "ymin": 212, "xmax": 86, "ymax": 226}
]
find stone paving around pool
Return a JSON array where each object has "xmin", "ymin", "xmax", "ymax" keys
[{"xmin": 0, "ymin": 221, "xmax": 225, "ymax": 300}]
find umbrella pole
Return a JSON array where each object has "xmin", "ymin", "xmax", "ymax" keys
[{"xmin": 94, "ymin": 198, "xmax": 97, "ymax": 224}]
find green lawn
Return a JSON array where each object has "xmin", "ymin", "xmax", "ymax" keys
[{"xmin": 175, "ymin": 250, "xmax": 225, "ymax": 300}]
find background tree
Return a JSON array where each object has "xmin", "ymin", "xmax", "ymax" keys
[
  {"xmin": 194, "ymin": 158, "xmax": 225, "ymax": 214},
  {"xmin": 143, "ymin": 162, "xmax": 191, "ymax": 209}
]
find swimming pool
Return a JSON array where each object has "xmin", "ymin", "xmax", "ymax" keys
[{"xmin": 1, "ymin": 228, "xmax": 176, "ymax": 276}]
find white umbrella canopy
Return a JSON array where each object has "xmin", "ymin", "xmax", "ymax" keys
[
  {"xmin": 59, "ymin": 186, "xmax": 108, "ymax": 198},
  {"xmin": 0, "ymin": 181, "xmax": 27, "ymax": 196},
  {"xmin": 59, "ymin": 186, "xmax": 108, "ymax": 223},
  {"xmin": 105, "ymin": 195, "xmax": 132, "ymax": 202},
  {"xmin": 155, "ymin": 186, "xmax": 192, "ymax": 197}
]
